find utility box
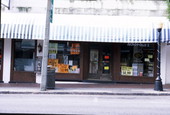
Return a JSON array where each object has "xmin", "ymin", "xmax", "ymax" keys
[{"xmin": 47, "ymin": 68, "xmax": 55, "ymax": 89}]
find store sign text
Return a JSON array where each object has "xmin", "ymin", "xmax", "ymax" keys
[{"xmin": 127, "ymin": 43, "xmax": 150, "ymax": 47}]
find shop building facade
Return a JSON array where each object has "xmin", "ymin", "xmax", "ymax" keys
[{"xmin": 0, "ymin": 13, "xmax": 170, "ymax": 84}]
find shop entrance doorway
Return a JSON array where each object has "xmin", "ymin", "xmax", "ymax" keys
[{"xmin": 88, "ymin": 44, "xmax": 112, "ymax": 81}]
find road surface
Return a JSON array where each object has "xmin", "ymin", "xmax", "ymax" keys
[{"xmin": 0, "ymin": 94, "xmax": 170, "ymax": 115}]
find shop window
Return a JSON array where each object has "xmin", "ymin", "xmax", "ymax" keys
[
  {"xmin": 48, "ymin": 42, "xmax": 80, "ymax": 74},
  {"xmin": 14, "ymin": 40, "xmax": 35, "ymax": 72},
  {"xmin": 120, "ymin": 43, "xmax": 155, "ymax": 77}
]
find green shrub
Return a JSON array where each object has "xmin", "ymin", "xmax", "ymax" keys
[{"xmin": 167, "ymin": 0, "xmax": 170, "ymax": 20}]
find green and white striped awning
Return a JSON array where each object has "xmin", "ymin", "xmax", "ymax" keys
[{"xmin": 1, "ymin": 13, "xmax": 170, "ymax": 43}]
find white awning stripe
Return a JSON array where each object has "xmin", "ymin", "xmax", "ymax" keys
[{"xmin": 1, "ymin": 13, "xmax": 170, "ymax": 43}]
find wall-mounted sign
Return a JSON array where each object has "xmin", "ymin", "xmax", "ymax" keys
[{"xmin": 127, "ymin": 43, "xmax": 150, "ymax": 47}]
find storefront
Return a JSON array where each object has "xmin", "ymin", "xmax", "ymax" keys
[
  {"xmin": 46, "ymin": 41, "xmax": 157, "ymax": 83},
  {"xmin": 86, "ymin": 43, "xmax": 157, "ymax": 83},
  {"xmin": 0, "ymin": 13, "xmax": 170, "ymax": 84}
]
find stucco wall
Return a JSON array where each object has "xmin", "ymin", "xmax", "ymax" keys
[
  {"xmin": 1, "ymin": 0, "xmax": 168, "ymax": 16},
  {"xmin": 165, "ymin": 44, "xmax": 170, "ymax": 84},
  {"xmin": 3, "ymin": 39, "xmax": 11, "ymax": 83},
  {"xmin": 161, "ymin": 43, "xmax": 170, "ymax": 85}
]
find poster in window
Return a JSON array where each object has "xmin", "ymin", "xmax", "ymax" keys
[
  {"xmin": 48, "ymin": 59, "xmax": 58, "ymax": 68},
  {"xmin": 69, "ymin": 65, "xmax": 78, "ymax": 73},
  {"xmin": 49, "ymin": 53, "xmax": 56, "ymax": 59},
  {"xmin": 64, "ymin": 55, "xmax": 68, "ymax": 65},
  {"xmin": 69, "ymin": 60, "xmax": 73, "ymax": 66},
  {"xmin": 126, "ymin": 67, "xmax": 133, "ymax": 76},
  {"xmin": 57, "ymin": 64, "xmax": 69, "ymax": 73},
  {"xmin": 49, "ymin": 43, "xmax": 58, "ymax": 51},
  {"xmin": 49, "ymin": 43, "xmax": 58, "ymax": 55},
  {"xmin": 121, "ymin": 66, "xmax": 133, "ymax": 76},
  {"xmin": 70, "ymin": 43, "xmax": 80, "ymax": 55},
  {"xmin": 148, "ymin": 55, "xmax": 153, "ymax": 59}
]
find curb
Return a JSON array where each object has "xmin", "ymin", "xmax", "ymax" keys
[{"xmin": 1, "ymin": 91, "xmax": 170, "ymax": 96}]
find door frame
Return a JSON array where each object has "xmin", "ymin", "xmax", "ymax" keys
[{"xmin": 87, "ymin": 43, "xmax": 113, "ymax": 81}]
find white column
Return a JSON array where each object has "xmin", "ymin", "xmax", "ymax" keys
[
  {"xmin": 3, "ymin": 39, "xmax": 12, "ymax": 83},
  {"xmin": 165, "ymin": 45, "xmax": 170, "ymax": 84},
  {"xmin": 161, "ymin": 43, "xmax": 167, "ymax": 85}
]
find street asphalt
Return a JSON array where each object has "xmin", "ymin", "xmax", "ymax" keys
[{"xmin": 0, "ymin": 81, "xmax": 170, "ymax": 96}]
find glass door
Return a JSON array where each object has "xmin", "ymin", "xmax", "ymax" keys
[
  {"xmin": 89, "ymin": 49, "xmax": 100, "ymax": 79},
  {"xmin": 88, "ymin": 44, "xmax": 112, "ymax": 81}
]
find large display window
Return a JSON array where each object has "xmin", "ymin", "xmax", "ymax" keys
[
  {"xmin": 14, "ymin": 40, "xmax": 36, "ymax": 72},
  {"xmin": 48, "ymin": 42, "xmax": 80, "ymax": 74},
  {"xmin": 120, "ymin": 43, "xmax": 155, "ymax": 77}
]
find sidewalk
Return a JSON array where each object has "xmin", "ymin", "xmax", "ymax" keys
[{"xmin": 0, "ymin": 81, "xmax": 170, "ymax": 95}]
